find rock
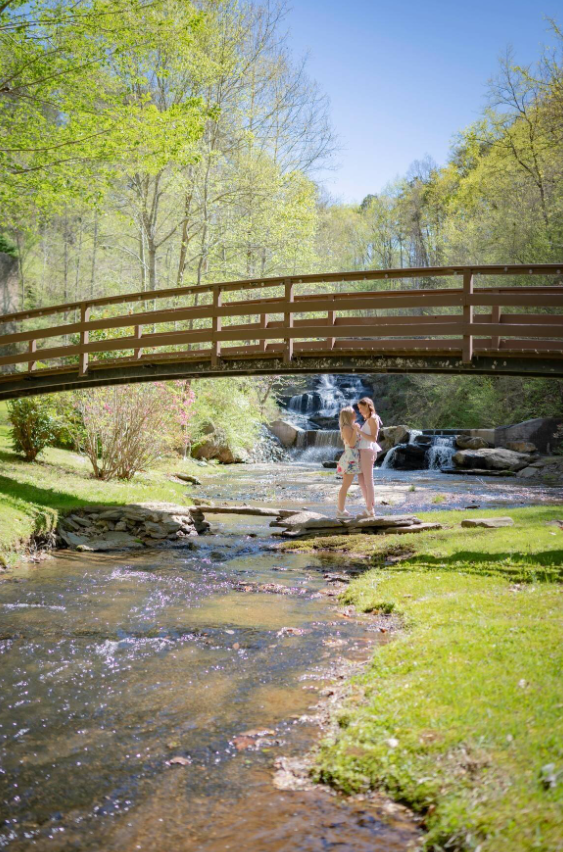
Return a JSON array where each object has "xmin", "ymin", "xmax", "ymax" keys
[
  {"xmin": 412, "ymin": 434, "xmax": 432, "ymax": 446},
  {"xmin": 169, "ymin": 756, "xmax": 191, "ymax": 766},
  {"xmin": 455, "ymin": 435, "xmax": 490, "ymax": 450},
  {"xmin": 267, "ymin": 419, "xmax": 303, "ymax": 448},
  {"xmin": 191, "ymin": 430, "xmax": 246, "ymax": 463},
  {"xmin": 442, "ymin": 468, "xmax": 516, "ymax": 477},
  {"xmin": 452, "ymin": 448, "xmax": 533, "ymax": 472},
  {"xmin": 70, "ymin": 515, "xmax": 91, "ymax": 527},
  {"xmin": 85, "ymin": 531, "xmax": 146, "ymax": 550},
  {"xmin": 270, "ymin": 511, "xmax": 328, "ymax": 528},
  {"xmin": 174, "ymin": 472, "xmax": 202, "ymax": 485},
  {"xmin": 505, "ymin": 441, "xmax": 537, "ymax": 454},
  {"xmin": 389, "ymin": 443, "xmax": 428, "ymax": 470},
  {"xmin": 322, "ymin": 460, "xmax": 338, "ymax": 468},
  {"xmin": 494, "ymin": 417, "xmax": 562, "ymax": 454},
  {"xmin": 380, "ymin": 425, "xmax": 409, "ymax": 447},
  {"xmin": 461, "ymin": 517, "xmax": 514, "ymax": 528},
  {"xmin": 516, "ymin": 466, "xmax": 540, "ymax": 478}
]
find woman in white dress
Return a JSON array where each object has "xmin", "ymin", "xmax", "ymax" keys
[{"xmin": 353, "ymin": 397, "xmax": 382, "ymax": 519}]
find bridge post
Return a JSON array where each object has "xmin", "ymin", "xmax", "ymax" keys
[
  {"xmin": 462, "ymin": 269, "xmax": 473, "ymax": 364},
  {"xmin": 211, "ymin": 285, "xmax": 222, "ymax": 367},
  {"xmin": 491, "ymin": 304, "xmax": 501, "ymax": 351},
  {"xmin": 134, "ymin": 324, "xmax": 143, "ymax": 359},
  {"xmin": 327, "ymin": 307, "xmax": 336, "ymax": 350},
  {"xmin": 79, "ymin": 304, "xmax": 90, "ymax": 376},
  {"xmin": 28, "ymin": 339, "xmax": 37, "ymax": 372},
  {"xmin": 260, "ymin": 313, "xmax": 268, "ymax": 352},
  {"xmin": 283, "ymin": 279, "xmax": 294, "ymax": 365}
]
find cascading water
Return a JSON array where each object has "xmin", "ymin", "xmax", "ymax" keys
[
  {"xmin": 285, "ymin": 375, "xmax": 373, "ymax": 462},
  {"xmin": 380, "ymin": 429, "xmax": 422, "ymax": 470},
  {"xmin": 427, "ymin": 435, "xmax": 457, "ymax": 470}
]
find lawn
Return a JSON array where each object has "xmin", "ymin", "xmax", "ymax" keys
[
  {"xmin": 305, "ymin": 509, "xmax": 563, "ymax": 851},
  {"xmin": 0, "ymin": 413, "xmax": 200, "ymax": 566}
]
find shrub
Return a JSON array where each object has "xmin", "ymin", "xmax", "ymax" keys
[
  {"xmin": 72, "ymin": 384, "xmax": 173, "ymax": 480},
  {"xmin": 7, "ymin": 396, "xmax": 57, "ymax": 461}
]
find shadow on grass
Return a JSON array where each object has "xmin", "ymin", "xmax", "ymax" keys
[
  {"xmin": 0, "ymin": 473, "xmax": 120, "ymax": 512},
  {"xmin": 384, "ymin": 550, "xmax": 563, "ymax": 583}
]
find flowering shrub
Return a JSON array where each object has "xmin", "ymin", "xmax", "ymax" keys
[
  {"xmin": 7, "ymin": 396, "xmax": 57, "ymax": 461},
  {"xmin": 73, "ymin": 384, "xmax": 174, "ymax": 480}
]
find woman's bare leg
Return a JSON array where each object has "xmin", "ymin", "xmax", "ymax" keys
[
  {"xmin": 338, "ymin": 473, "xmax": 355, "ymax": 512},
  {"xmin": 356, "ymin": 471, "xmax": 367, "ymax": 505},
  {"xmin": 359, "ymin": 449, "xmax": 375, "ymax": 512}
]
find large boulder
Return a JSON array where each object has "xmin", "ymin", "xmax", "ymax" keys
[
  {"xmin": 268, "ymin": 419, "xmax": 303, "ymax": 448},
  {"xmin": 455, "ymin": 435, "xmax": 490, "ymax": 450},
  {"xmin": 453, "ymin": 448, "xmax": 533, "ymax": 472},
  {"xmin": 191, "ymin": 430, "xmax": 247, "ymax": 464},
  {"xmin": 380, "ymin": 425, "xmax": 410, "ymax": 448},
  {"xmin": 494, "ymin": 418, "xmax": 562, "ymax": 455},
  {"xmin": 389, "ymin": 442, "xmax": 428, "ymax": 470},
  {"xmin": 506, "ymin": 441, "xmax": 537, "ymax": 454}
]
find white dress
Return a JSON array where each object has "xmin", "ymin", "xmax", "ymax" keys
[{"xmin": 357, "ymin": 417, "xmax": 382, "ymax": 453}]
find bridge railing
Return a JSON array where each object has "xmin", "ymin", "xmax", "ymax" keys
[{"xmin": 0, "ymin": 264, "xmax": 562, "ymax": 378}]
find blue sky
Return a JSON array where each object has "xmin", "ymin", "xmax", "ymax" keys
[{"xmin": 285, "ymin": 0, "xmax": 560, "ymax": 203}]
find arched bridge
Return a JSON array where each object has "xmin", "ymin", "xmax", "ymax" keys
[{"xmin": 0, "ymin": 264, "xmax": 562, "ymax": 399}]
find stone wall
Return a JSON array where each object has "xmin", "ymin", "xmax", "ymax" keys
[{"xmin": 57, "ymin": 503, "xmax": 209, "ymax": 551}]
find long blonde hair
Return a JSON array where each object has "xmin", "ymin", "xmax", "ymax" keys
[{"xmin": 339, "ymin": 406, "xmax": 356, "ymax": 437}]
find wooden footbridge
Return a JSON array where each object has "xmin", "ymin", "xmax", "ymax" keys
[{"xmin": 0, "ymin": 264, "xmax": 562, "ymax": 399}]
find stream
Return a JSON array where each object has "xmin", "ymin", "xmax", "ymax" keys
[{"xmin": 2, "ymin": 461, "xmax": 562, "ymax": 852}]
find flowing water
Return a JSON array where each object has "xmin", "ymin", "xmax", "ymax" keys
[{"xmin": 2, "ymin": 460, "xmax": 562, "ymax": 852}]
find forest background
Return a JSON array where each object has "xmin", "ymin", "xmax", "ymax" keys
[{"xmin": 1, "ymin": 0, "xmax": 563, "ymax": 454}]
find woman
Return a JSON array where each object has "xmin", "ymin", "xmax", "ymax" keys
[
  {"xmin": 354, "ymin": 397, "xmax": 382, "ymax": 519},
  {"xmin": 336, "ymin": 406, "xmax": 360, "ymax": 518}
]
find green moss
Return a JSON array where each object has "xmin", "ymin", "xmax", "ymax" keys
[{"xmin": 313, "ymin": 508, "xmax": 563, "ymax": 851}]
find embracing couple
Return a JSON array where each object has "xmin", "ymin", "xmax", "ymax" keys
[{"xmin": 336, "ymin": 396, "xmax": 382, "ymax": 520}]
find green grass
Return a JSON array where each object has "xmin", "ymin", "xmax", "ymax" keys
[
  {"xmin": 0, "ymin": 418, "xmax": 200, "ymax": 566},
  {"xmin": 309, "ymin": 508, "xmax": 563, "ymax": 851}
]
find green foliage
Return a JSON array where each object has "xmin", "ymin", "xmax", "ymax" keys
[
  {"xmin": 0, "ymin": 234, "xmax": 17, "ymax": 256},
  {"xmin": 189, "ymin": 377, "xmax": 267, "ymax": 457},
  {"xmin": 7, "ymin": 396, "xmax": 57, "ymax": 461}
]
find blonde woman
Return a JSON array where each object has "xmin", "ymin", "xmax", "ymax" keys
[
  {"xmin": 336, "ymin": 406, "xmax": 361, "ymax": 518},
  {"xmin": 354, "ymin": 396, "xmax": 382, "ymax": 519}
]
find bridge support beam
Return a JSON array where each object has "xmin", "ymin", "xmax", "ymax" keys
[
  {"xmin": 211, "ymin": 286, "xmax": 222, "ymax": 367},
  {"xmin": 462, "ymin": 270, "xmax": 473, "ymax": 364},
  {"xmin": 79, "ymin": 305, "xmax": 90, "ymax": 376},
  {"xmin": 283, "ymin": 279, "xmax": 294, "ymax": 365}
]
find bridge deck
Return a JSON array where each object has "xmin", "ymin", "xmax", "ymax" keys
[{"xmin": 0, "ymin": 264, "xmax": 562, "ymax": 398}]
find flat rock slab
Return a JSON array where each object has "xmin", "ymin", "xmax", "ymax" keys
[
  {"xmin": 461, "ymin": 517, "xmax": 514, "ymax": 528},
  {"xmin": 442, "ymin": 468, "xmax": 516, "ymax": 477},
  {"xmin": 187, "ymin": 504, "xmax": 280, "ymax": 517}
]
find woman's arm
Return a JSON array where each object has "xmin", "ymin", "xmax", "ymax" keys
[{"xmin": 368, "ymin": 417, "xmax": 379, "ymax": 440}]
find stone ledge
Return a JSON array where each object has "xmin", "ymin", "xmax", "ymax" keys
[{"xmin": 57, "ymin": 502, "xmax": 209, "ymax": 551}]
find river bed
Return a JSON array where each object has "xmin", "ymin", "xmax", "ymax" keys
[{"xmin": 1, "ymin": 462, "xmax": 561, "ymax": 851}]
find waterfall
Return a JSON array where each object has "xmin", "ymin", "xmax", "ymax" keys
[
  {"xmin": 380, "ymin": 429, "xmax": 422, "ymax": 470},
  {"xmin": 427, "ymin": 435, "xmax": 456, "ymax": 470}
]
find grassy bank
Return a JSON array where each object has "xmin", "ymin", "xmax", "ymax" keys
[
  {"xmin": 0, "ymin": 421, "xmax": 199, "ymax": 566},
  {"xmin": 302, "ymin": 507, "xmax": 563, "ymax": 851}
]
